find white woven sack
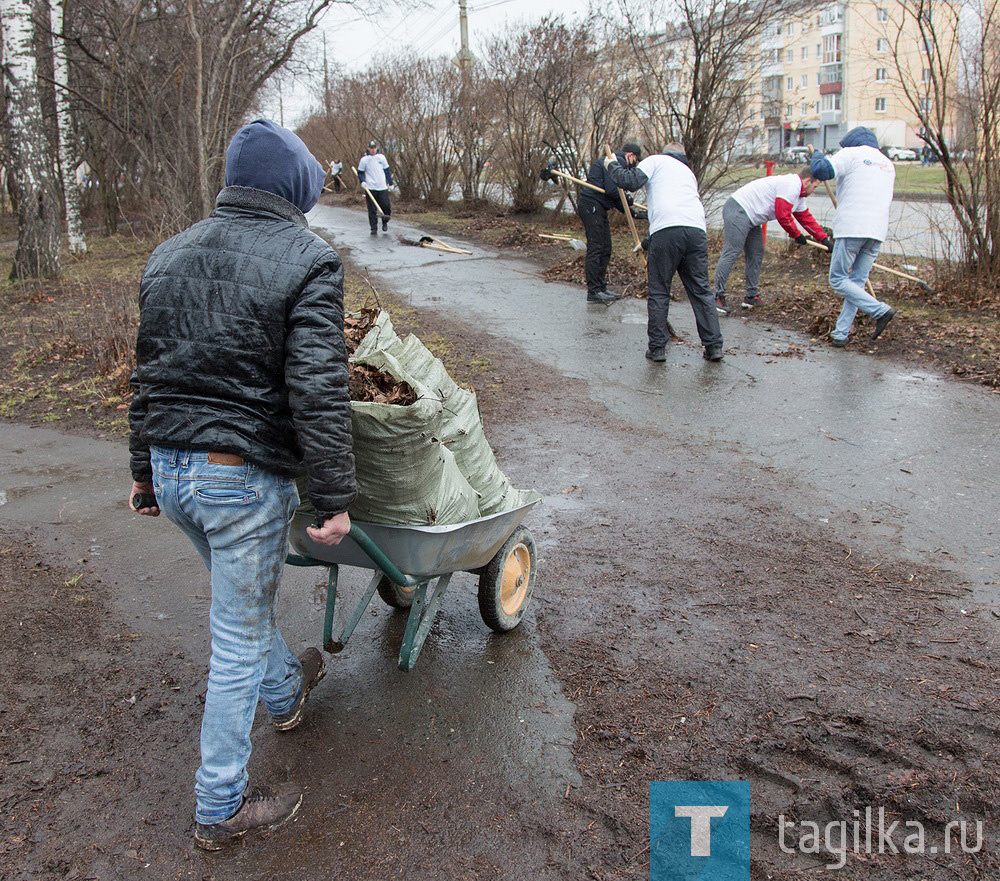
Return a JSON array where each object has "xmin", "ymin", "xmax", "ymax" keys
[{"xmin": 348, "ymin": 350, "xmax": 479, "ymax": 526}]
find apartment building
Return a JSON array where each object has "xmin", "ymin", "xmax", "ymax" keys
[{"xmin": 757, "ymin": 0, "xmax": 957, "ymax": 153}]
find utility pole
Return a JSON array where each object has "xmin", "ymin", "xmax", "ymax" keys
[{"xmin": 454, "ymin": 0, "xmax": 475, "ymax": 75}]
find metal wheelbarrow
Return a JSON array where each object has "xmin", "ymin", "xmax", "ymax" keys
[{"xmin": 285, "ymin": 493, "xmax": 542, "ymax": 671}]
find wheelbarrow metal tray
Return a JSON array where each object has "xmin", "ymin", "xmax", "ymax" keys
[{"xmin": 288, "ymin": 492, "xmax": 542, "ymax": 578}]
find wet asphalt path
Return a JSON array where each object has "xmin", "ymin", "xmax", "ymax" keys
[
  {"xmin": 0, "ymin": 202, "xmax": 995, "ymax": 878},
  {"xmin": 311, "ymin": 204, "xmax": 998, "ymax": 601}
]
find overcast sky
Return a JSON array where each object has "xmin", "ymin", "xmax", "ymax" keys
[{"xmin": 265, "ymin": 0, "xmax": 590, "ymax": 125}]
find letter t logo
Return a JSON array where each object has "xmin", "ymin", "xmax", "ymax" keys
[{"xmin": 675, "ymin": 805, "xmax": 729, "ymax": 856}]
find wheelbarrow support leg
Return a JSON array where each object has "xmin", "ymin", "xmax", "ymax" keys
[
  {"xmin": 328, "ymin": 569, "xmax": 383, "ymax": 653},
  {"xmin": 398, "ymin": 574, "xmax": 453, "ymax": 671},
  {"xmin": 321, "ymin": 564, "xmax": 340, "ymax": 653}
]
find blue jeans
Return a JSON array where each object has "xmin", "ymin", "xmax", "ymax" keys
[
  {"xmin": 150, "ymin": 447, "xmax": 303, "ymax": 825},
  {"xmin": 828, "ymin": 237, "xmax": 892, "ymax": 341}
]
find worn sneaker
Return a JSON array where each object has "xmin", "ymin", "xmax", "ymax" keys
[
  {"xmin": 586, "ymin": 291, "xmax": 616, "ymax": 304},
  {"xmin": 703, "ymin": 345, "xmax": 724, "ymax": 361},
  {"xmin": 600, "ymin": 290, "xmax": 623, "ymax": 301},
  {"xmin": 271, "ymin": 648, "xmax": 325, "ymax": 732},
  {"xmin": 715, "ymin": 295, "xmax": 731, "ymax": 315},
  {"xmin": 194, "ymin": 784, "xmax": 303, "ymax": 851},
  {"xmin": 872, "ymin": 307, "xmax": 896, "ymax": 340},
  {"xmin": 645, "ymin": 346, "xmax": 667, "ymax": 362},
  {"xmin": 741, "ymin": 295, "xmax": 762, "ymax": 309},
  {"xmin": 831, "ymin": 337, "xmax": 848, "ymax": 348}
]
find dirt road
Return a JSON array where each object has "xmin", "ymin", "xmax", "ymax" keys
[{"xmin": 1, "ymin": 208, "xmax": 998, "ymax": 880}]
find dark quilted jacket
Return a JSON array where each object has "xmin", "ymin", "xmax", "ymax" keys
[{"xmin": 128, "ymin": 186, "xmax": 357, "ymax": 518}]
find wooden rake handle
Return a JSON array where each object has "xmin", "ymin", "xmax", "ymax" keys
[{"xmin": 603, "ymin": 144, "xmax": 646, "ymax": 269}]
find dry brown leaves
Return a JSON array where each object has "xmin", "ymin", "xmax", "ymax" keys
[
  {"xmin": 542, "ymin": 253, "xmax": 647, "ymax": 299},
  {"xmin": 344, "ymin": 307, "xmax": 418, "ymax": 405}
]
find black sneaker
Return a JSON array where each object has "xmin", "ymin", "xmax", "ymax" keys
[
  {"xmin": 645, "ymin": 346, "xmax": 666, "ymax": 362},
  {"xmin": 741, "ymin": 295, "xmax": 761, "ymax": 309},
  {"xmin": 703, "ymin": 345, "xmax": 724, "ymax": 361},
  {"xmin": 872, "ymin": 307, "xmax": 896, "ymax": 339},
  {"xmin": 194, "ymin": 784, "xmax": 303, "ymax": 851},
  {"xmin": 600, "ymin": 290, "xmax": 623, "ymax": 301},
  {"xmin": 587, "ymin": 291, "xmax": 616, "ymax": 304},
  {"xmin": 831, "ymin": 337, "xmax": 848, "ymax": 348},
  {"xmin": 370, "ymin": 229, "xmax": 377, "ymax": 236},
  {"xmin": 271, "ymin": 648, "xmax": 325, "ymax": 732},
  {"xmin": 715, "ymin": 295, "xmax": 731, "ymax": 315}
]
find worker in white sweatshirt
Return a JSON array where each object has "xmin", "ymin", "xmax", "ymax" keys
[{"xmin": 810, "ymin": 127, "xmax": 897, "ymax": 346}]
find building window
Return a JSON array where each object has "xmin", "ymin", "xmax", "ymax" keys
[
  {"xmin": 919, "ymin": 96, "xmax": 931, "ymax": 112},
  {"xmin": 877, "ymin": 38, "xmax": 889, "ymax": 52},
  {"xmin": 787, "ymin": 76, "xmax": 794, "ymax": 89},
  {"xmin": 801, "ymin": 75, "xmax": 808, "ymax": 87},
  {"xmin": 788, "ymin": 22, "xmax": 794, "ymax": 35},
  {"xmin": 822, "ymin": 93, "xmax": 841, "ymax": 111},
  {"xmin": 922, "ymin": 68, "xmax": 932, "ymax": 82},
  {"xmin": 786, "ymin": 104, "xmax": 793, "ymax": 117},
  {"xmin": 823, "ymin": 34, "xmax": 842, "ymax": 64},
  {"xmin": 801, "ymin": 102, "xmax": 808, "ymax": 115},
  {"xmin": 875, "ymin": 97, "xmax": 887, "ymax": 112},
  {"xmin": 761, "ymin": 109, "xmax": 766, "ymax": 120},
  {"xmin": 816, "ymin": 72, "xmax": 822, "ymax": 85},
  {"xmin": 787, "ymin": 49, "xmax": 794, "ymax": 62},
  {"xmin": 877, "ymin": 7, "xmax": 888, "ymax": 21},
  {"xmin": 802, "ymin": 46, "xmax": 808, "ymax": 60},
  {"xmin": 817, "ymin": 43, "xmax": 822, "ymax": 58},
  {"xmin": 876, "ymin": 68, "xmax": 888, "ymax": 81}
]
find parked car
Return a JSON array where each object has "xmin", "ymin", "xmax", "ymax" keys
[
  {"xmin": 781, "ymin": 146, "xmax": 812, "ymax": 164},
  {"xmin": 884, "ymin": 145, "xmax": 917, "ymax": 161}
]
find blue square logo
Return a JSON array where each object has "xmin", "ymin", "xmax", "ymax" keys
[{"xmin": 650, "ymin": 781, "xmax": 751, "ymax": 881}]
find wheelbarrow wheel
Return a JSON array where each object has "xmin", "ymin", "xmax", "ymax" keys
[
  {"xmin": 478, "ymin": 526, "xmax": 536, "ymax": 633},
  {"xmin": 376, "ymin": 576, "xmax": 417, "ymax": 610}
]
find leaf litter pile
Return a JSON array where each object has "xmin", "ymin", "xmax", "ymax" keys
[
  {"xmin": 344, "ymin": 307, "xmax": 417, "ymax": 405},
  {"xmin": 543, "ymin": 253, "xmax": 646, "ymax": 298}
]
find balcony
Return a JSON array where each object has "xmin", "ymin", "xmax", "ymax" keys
[{"xmin": 819, "ymin": 81, "xmax": 842, "ymax": 94}]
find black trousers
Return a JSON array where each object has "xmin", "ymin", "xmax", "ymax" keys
[
  {"xmin": 647, "ymin": 226, "xmax": 723, "ymax": 350},
  {"xmin": 366, "ymin": 189, "xmax": 391, "ymax": 230},
  {"xmin": 578, "ymin": 199, "xmax": 612, "ymax": 295}
]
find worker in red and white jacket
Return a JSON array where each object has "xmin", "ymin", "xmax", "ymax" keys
[{"xmin": 713, "ymin": 168, "xmax": 831, "ymax": 313}]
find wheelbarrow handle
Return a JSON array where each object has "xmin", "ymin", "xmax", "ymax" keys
[{"xmin": 347, "ymin": 524, "xmax": 424, "ymax": 588}]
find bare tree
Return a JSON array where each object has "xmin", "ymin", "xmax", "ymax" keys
[
  {"xmin": 889, "ymin": 0, "xmax": 1000, "ymax": 283},
  {"xmin": 66, "ymin": 0, "xmax": 340, "ymax": 229},
  {"xmin": 481, "ymin": 23, "xmax": 554, "ymax": 212},
  {"xmin": 613, "ymin": 0, "xmax": 787, "ymax": 190},
  {"xmin": 1, "ymin": 0, "xmax": 62, "ymax": 278},
  {"xmin": 49, "ymin": 0, "xmax": 86, "ymax": 254},
  {"xmin": 446, "ymin": 64, "xmax": 495, "ymax": 202}
]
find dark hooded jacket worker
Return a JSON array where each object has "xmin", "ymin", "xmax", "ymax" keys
[
  {"xmin": 127, "ymin": 119, "xmax": 357, "ymax": 851},
  {"xmin": 577, "ymin": 142, "xmax": 642, "ymax": 304}
]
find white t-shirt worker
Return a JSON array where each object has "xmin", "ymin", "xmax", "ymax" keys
[
  {"xmin": 605, "ymin": 146, "xmax": 724, "ymax": 363},
  {"xmin": 357, "ymin": 141, "xmax": 393, "ymax": 233},
  {"xmin": 810, "ymin": 126, "xmax": 897, "ymax": 346}
]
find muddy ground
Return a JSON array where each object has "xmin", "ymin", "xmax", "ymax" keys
[{"xmin": 2, "ymin": 210, "xmax": 1000, "ymax": 879}]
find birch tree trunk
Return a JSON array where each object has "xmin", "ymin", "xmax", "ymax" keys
[
  {"xmin": 50, "ymin": 0, "xmax": 87, "ymax": 254},
  {"xmin": 0, "ymin": 0, "xmax": 62, "ymax": 279}
]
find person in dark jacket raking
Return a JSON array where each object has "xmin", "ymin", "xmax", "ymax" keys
[
  {"xmin": 577, "ymin": 142, "xmax": 643, "ymax": 304},
  {"xmin": 127, "ymin": 119, "xmax": 357, "ymax": 851}
]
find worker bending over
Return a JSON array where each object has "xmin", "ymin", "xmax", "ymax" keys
[{"xmin": 713, "ymin": 168, "xmax": 830, "ymax": 314}]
